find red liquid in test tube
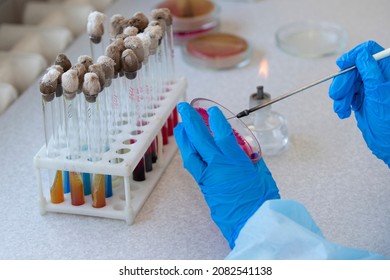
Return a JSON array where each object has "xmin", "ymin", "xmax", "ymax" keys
[{"xmin": 161, "ymin": 121, "xmax": 169, "ymax": 145}]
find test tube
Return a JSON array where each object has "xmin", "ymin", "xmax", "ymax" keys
[
  {"xmin": 165, "ymin": 9, "xmax": 175, "ymax": 85},
  {"xmin": 53, "ymin": 66, "xmax": 67, "ymax": 201},
  {"xmin": 105, "ymin": 41, "xmax": 124, "ymax": 136},
  {"xmin": 62, "ymin": 69, "xmax": 85, "ymax": 206},
  {"xmin": 145, "ymin": 24, "xmax": 164, "ymax": 100},
  {"xmin": 49, "ymin": 64, "xmax": 66, "ymax": 149},
  {"xmin": 121, "ymin": 48, "xmax": 147, "ymax": 181},
  {"xmin": 62, "ymin": 70, "xmax": 82, "ymax": 159},
  {"xmin": 39, "ymin": 69, "xmax": 60, "ymax": 157},
  {"xmin": 136, "ymin": 33, "xmax": 154, "ymax": 115},
  {"xmin": 151, "ymin": 8, "xmax": 175, "ymax": 85},
  {"xmin": 92, "ymin": 174, "xmax": 106, "ymax": 208},
  {"xmin": 70, "ymin": 62, "xmax": 92, "ymax": 195},
  {"xmin": 83, "ymin": 72, "xmax": 106, "ymax": 207},
  {"xmin": 144, "ymin": 144, "xmax": 153, "ymax": 172},
  {"xmin": 145, "ymin": 24, "xmax": 168, "ymax": 145},
  {"xmin": 68, "ymin": 171, "xmax": 85, "ymax": 206},
  {"xmin": 148, "ymin": 22, "xmax": 175, "ymax": 137},
  {"xmin": 39, "ymin": 68, "xmax": 64, "ymax": 204},
  {"xmin": 71, "ymin": 63, "xmax": 88, "ymax": 155},
  {"xmin": 123, "ymin": 35, "xmax": 155, "ymax": 172},
  {"xmin": 83, "ymin": 72, "xmax": 103, "ymax": 162},
  {"xmin": 54, "ymin": 54, "xmax": 72, "ymax": 195},
  {"xmin": 149, "ymin": 19, "xmax": 169, "ymax": 89},
  {"xmin": 97, "ymin": 55, "xmax": 116, "ymax": 198},
  {"xmin": 137, "ymin": 33, "xmax": 159, "ymax": 164},
  {"xmin": 96, "ymin": 56, "xmax": 115, "ymax": 145},
  {"xmin": 50, "ymin": 170, "xmax": 64, "ymax": 204}
]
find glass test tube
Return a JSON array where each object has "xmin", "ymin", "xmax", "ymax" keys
[
  {"xmin": 85, "ymin": 94, "xmax": 106, "ymax": 208},
  {"xmin": 64, "ymin": 91, "xmax": 85, "ymax": 205},
  {"xmin": 90, "ymin": 38, "xmax": 105, "ymax": 62},
  {"xmin": 42, "ymin": 92, "xmax": 65, "ymax": 204},
  {"xmin": 163, "ymin": 22, "xmax": 179, "ymax": 136},
  {"xmin": 42, "ymin": 93, "xmax": 58, "ymax": 157},
  {"xmin": 127, "ymin": 73, "xmax": 146, "ymax": 182},
  {"xmin": 142, "ymin": 58, "xmax": 159, "ymax": 164},
  {"xmin": 75, "ymin": 92, "xmax": 91, "ymax": 196},
  {"xmin": 149, "ymin": 40, "xmax": 168, "ymax": 145},
  {"xmin": 165, "ymin": 21, "xmax": 175, "ymax": 85},
  {"xmin": 55, "ymin": 84, "xmax": 67, "ymax": 149},
  {"xmin": 109, "ymin": 74, "xmax": 122, "ymax": 136},
  {"xmin": 99, "ymin": 86, "xmax": 113, "ymax": 198},
  {"xmin": 135, "ymin": 67, "xmax": 153, "ymax": 173}
]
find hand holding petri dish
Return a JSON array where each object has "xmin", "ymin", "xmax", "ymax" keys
[{"xmin": 190, "ymin": 98, "xmax": 261, "ymax": 163}]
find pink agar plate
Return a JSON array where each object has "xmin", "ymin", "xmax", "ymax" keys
[{"xmin": 190, "ymin": 98, "xmax": 261, "ymax": 163}]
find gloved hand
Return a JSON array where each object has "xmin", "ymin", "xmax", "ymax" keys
[
  {"xmin": 174, "ymin": 102, "xmax": 280, "ymax": 248},
  {"xmin": 329, "ymin": 40, "xmax": 390, "ymax": 167}
]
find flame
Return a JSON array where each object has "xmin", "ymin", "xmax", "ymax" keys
[{"xmin": 258, "ymin": 58, "xmax": 269, "ymax": 79}]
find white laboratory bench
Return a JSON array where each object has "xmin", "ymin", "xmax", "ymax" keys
[{"xmin": 0, "ymin": 0, "xmax": 389, "ymax": 259}]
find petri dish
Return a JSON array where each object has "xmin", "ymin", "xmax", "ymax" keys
[
  {"xmin": 183, "ymin": 32, "xmax": 251, "ymax": 69},
  {"xmin": 275, "ymin": 21, "xmax": 347, "ymax": 58},
  {"xmin": 156, "ymin": 0, "xmax": 219, "ymax": 44},
  {"xmin": 190, "ymin": 98, "xmax": 261, "ymax": 163}
]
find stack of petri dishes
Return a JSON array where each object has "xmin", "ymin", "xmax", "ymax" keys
[{"xmin": 156, "ymin": 0, "xmax": 220, "ymax": 44}]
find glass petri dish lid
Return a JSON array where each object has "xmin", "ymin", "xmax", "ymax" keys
[{"xmin": 275, "ymin": 21, "xmax": 347, "ymax": 58}]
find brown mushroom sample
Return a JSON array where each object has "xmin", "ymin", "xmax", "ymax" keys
[
  {"xmin": 78, "ymin": 55, "xmax": 94, "ymax": 71},
  {"xmin": 124, "ymin": 36, "xmax": 144, "ymax": 69},
  {"xmin": 121, "ymin": 49, "xmax": 139, "ymax": 79},
  {"xmin": 105, "ymin": 43, "xmax": 122, "ymax": 76},
  {"xmin": 62, "ymin": 69, "xmax": 79, "ymax": 100},
  {"xmin": 39, "ymin": 68, "xmax": 60, "ymax": 102},
  {"xmin": 87, "ymin": 11, "xmax": 106, "ymax": 44},
  {"xmin": 88, "ymin": 64, "xmax": 105, "ymax": 90},
  {"xmin": 130, "ymin": 12, "xmax": 149, "ymax": 33},
  {"xmin": 110, "ymin": 14, "xmax": 126, "ymax": 38},
  {"xmin": 55, "ymin": 53, "xmax": 72, "ymax": 72},
  {"xmin": 82, "ymin": 72, "xmax": 101, "ymax": 103},
  {"xmin": 97, "ymin": 55, "xmax": 116, "ymax": 87},
  {"xmin": 71, "ymin": 63, "xmax": 87, "ymax": 93}
]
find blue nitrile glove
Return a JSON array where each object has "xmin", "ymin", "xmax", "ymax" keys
[
  {"xmin": 329, "ymin": 40, "xmax": 390, "ymax": 167},
  {"xmin": 174, "ymin": 102, "xmax": 280, "ymax": 248}
]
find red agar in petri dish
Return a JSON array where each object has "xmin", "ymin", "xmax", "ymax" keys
[
  {"xmin": 195, "ymin": 107, "xmax": 258, "ymax": 162},
  {"xmin": 184, "ymin": 33, "xmax": 251, "ymax": 69}
]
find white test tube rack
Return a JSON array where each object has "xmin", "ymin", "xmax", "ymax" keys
[{"xmin": 33, "ymin": 77, "xmax": 187, "ymax": 224}]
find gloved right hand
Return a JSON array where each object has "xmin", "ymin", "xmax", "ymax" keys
[{"xmin": 329, "ymin": 41, "xmax": 390, "ymax": 167}]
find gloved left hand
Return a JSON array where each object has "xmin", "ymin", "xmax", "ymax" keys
[{"xmin": 174, "ymin": 102, "xmax": 280, "ymax": 248}]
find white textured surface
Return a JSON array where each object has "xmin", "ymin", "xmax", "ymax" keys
[{"xmin": 0, "ymin": 0, "xmax": 389, "ymax": 259}]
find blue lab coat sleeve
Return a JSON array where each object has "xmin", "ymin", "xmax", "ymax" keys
[{"xmin": 225, "ymin": 199, "xmax": 386, "ymax": 260}]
